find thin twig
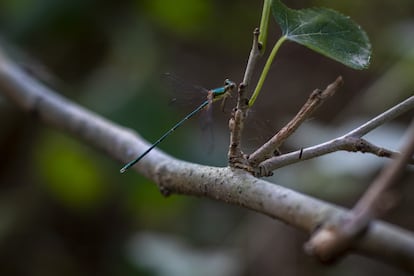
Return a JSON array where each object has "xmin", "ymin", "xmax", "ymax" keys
[
  {"xmin": 258, "ymin": 95, "xmax": 414, "ymax": 176},
  {"xmin": 228, "ymin": 28, "xmax": 261, "ymax": 168},
  {"xmin": 348, "ymin": 96, "xmax": 414, "ymax": 138},
  {"xmin": 242, "ymin": 28, "xmax": 262, "ymax": 89},
  {"xmin": 354, "ymin": 138, "xmax": 414, "ymax": 164},
  {"xmin": 248, "ymin": 76, "xmax": 343, "ymax": 167}
]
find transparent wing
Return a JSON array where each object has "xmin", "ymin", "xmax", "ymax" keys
[
  {"xmin": 199, "ymin": 102, "xmax": 215, "ymax": 153},
  {"xmin": 161, "ymin": 73, "xmax": 209, "ymax": 107}
]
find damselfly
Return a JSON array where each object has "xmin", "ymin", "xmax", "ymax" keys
[{"xmin": 120, "ymin": 78, "xmax": 236, "ymax": 173}]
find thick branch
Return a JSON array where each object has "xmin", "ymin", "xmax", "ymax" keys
[{"xmin": 1, "ymin": 49, "xmax": 414, "ymax": 272}]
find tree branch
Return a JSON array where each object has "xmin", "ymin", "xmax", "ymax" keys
[
  {"xmin": 258, "ymin": 95, "xmax": 414, "ymax": 176},
  {"xmin": 1, "ymin": 48, "xmax": 414, "ymax": 272},
  {"xmin": 248, "ymin": 76, "xmax": 343, "ymax": 168},
  {"xmin": 306, "ymin": 118, "xmax": 414, "ymax": 262},
  {"xmin": 228, "ymin": 28, "xmax": 261, "ymax": 169}
]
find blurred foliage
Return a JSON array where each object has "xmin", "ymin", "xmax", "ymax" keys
[
  {"xmin": 0, "ymin": 0, "xmax": 413, "ymax": 275},
  {"xmin": 140, "ymin": 0, "xmax": 213, "ymax": 36},
  {"xmin": 34, "ymin": 131, "xmax": 107, "ymax": 211},
  {"xmin": 124, "ymin": 174, "xmax": 192, "ymax": 227}
]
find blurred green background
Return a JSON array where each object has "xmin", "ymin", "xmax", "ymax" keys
[{"xmin": 0, "ymin": 0, "xmax": 413, "ymax": 275}]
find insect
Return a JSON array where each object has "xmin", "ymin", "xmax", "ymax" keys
[{"xmin": 120, "ymin": 78, "xmax": 236, "ymax": 173}]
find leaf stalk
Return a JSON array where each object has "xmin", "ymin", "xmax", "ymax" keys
[{"xmin": 248, "ymin": 35, "xmax": 286, "ymax": 107}]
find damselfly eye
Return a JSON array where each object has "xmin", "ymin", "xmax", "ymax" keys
[{"xmin": 224, "ymin": 79, "xmax": 236, "ymax": 89}]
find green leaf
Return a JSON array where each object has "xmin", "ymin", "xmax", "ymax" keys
[{"xmin": 271, "ymin": 0, "xmax": 371, "ymax": 69}]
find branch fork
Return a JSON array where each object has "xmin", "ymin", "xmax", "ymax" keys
[
  {"xmin": 224, "ymin": 21, "xmax": 414, "ymax": 267},
  {"xmin": 306, "ymin": 119, "xmax": 414, "ymax": 262},
  {"xmin": 1, "ymin": 42, "xmax": 414, "ymax": 271}
]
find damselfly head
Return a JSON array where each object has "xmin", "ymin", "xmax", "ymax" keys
[{"xmin": 224, "ymin": 79, "xmax": 236, "ymax": 91}]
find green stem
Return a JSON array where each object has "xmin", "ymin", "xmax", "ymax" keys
[
  {"xmin": 258, "ymin": 0, "xmax": 272, "ymax": 53},
  {"xmin": 248, "ymin": 36, "xmax": 286, "ymax": 107}
]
